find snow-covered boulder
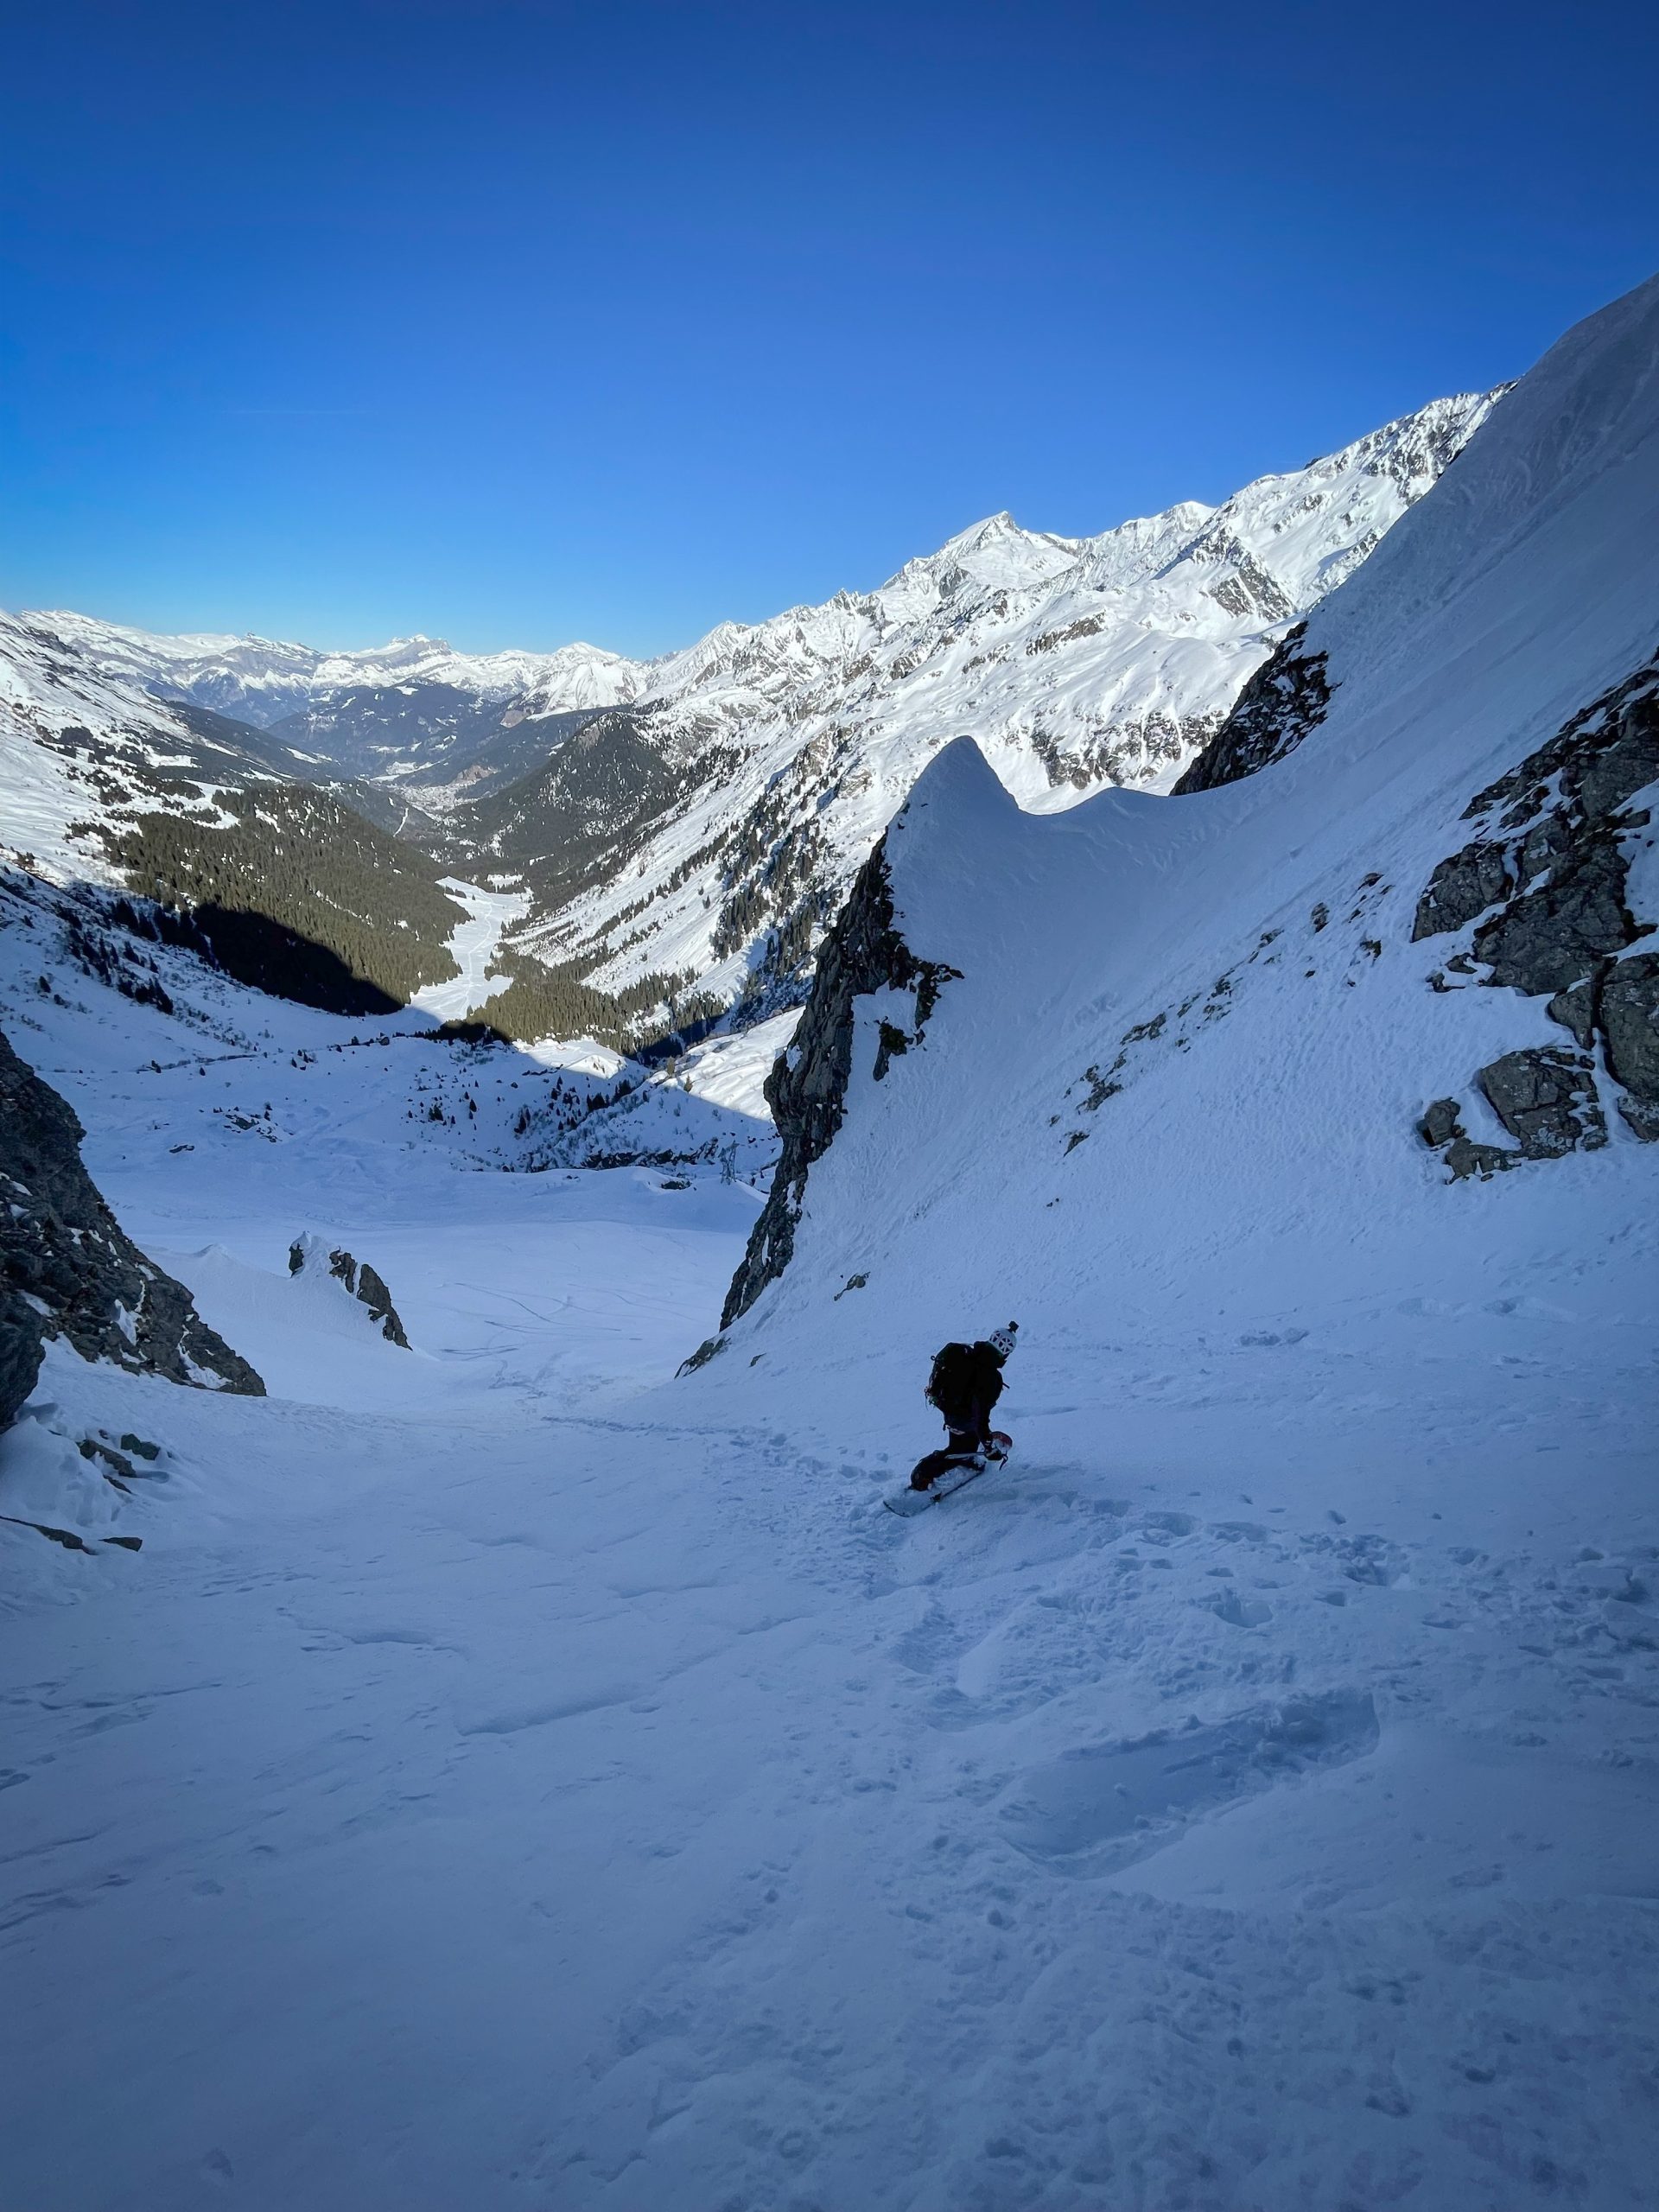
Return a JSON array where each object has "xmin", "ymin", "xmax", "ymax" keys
[{"xmin": 287, "ymin": 1232, "xmax": 410, "ymax": 1347}]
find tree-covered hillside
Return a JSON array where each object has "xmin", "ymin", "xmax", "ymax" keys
[{"xmin": 107, "ymin": 786, "xmax": 465, "ymax": 1012}]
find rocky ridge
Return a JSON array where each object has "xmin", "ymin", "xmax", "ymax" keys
[
  {"xmin": 527, "ymin": 394, "xmax": 1499, "ymax": 1016},
  {"xmin": 288, "ymin": 1234, "xmax": 410, "ymax": 1346},
  {"xmin": 696, "ymin": 833, "xmax": 955, "ymax": 1353}
]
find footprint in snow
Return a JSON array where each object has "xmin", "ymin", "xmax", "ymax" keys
[
  {"xmin": 1140, "ymin": 1510, "xmax": 1198, "ymax": 1540},
  {"xmin": 1203, "ymin": 1591, "xmax": 1274, "ymax": 1629},
  {"xmin": 997, "ymin": 1691, "xmax": 1379, "ymax": 1870}
]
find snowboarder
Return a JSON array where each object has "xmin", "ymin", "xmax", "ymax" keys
[{"xmin": 910, "ymin": 1323, "xmax": 1018, "ymax": 1491}]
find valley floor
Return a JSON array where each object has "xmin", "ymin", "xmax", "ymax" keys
[{"xmin": 2, "ymin": 986, "xmax": 1656, "ymax": 2212}]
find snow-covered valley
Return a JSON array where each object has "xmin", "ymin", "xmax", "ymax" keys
[
  {"xmin": 3, "ymin": 890, "xmax": 1654, "ymax": 2212},
  {"xmin": 408, "ymin": 876, "xmax": 531, "ymax": 1025},
  {"xmin": 3, "ymin": 271, "xmax": 1658, "ymax": 2212}
]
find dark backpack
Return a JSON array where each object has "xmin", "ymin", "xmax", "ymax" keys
[{"xmin": 925, "ymin": 1341, "xmax": 977, "ymax": 1412}]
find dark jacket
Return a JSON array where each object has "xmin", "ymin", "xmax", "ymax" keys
[{"xmin": 926, "ymin": 1339, "xmax": 1007, "ymax": 1440}]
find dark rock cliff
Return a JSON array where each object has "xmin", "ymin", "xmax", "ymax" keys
[
  {"xmin": 1414, "ymin": 656, "xmax": 1659, "ymax": 1175},
  {"xmin": 710, "ymin": 838, "xmax": 957, "ymax": 1339},
  {"xmin": 1172, "ymin": 623, "xmax": 1333, "ymax": 795},
  {"xmin": 0, "ymin": 1028, "xmax": 264, "ymax": 1427}
]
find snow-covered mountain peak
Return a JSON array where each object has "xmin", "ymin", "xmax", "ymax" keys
[
  {"xmin": 6, "ymin": 383, "xmax": 1502, "ymax": 1030},
  {"xmin": 524, "ymin": 385, "xmax": 1499, "ymax": 1019},
  {"xmin": 16, "ymin": 612, "xmax": 643, "ymax": 734},
  {"xmin": 496, "ymin": 642, "xmax": 645, "ymax": 722},
  {"xmin": 876, "ymin": 511, "xmax": 1084, "ymax": 611}
]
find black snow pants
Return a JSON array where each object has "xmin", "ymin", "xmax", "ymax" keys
[{"xmin": 909, "ymin": 1436, "xmax": 982, "ymax": 1491}]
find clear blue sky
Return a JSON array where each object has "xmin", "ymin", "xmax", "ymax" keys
[{"xmin": 3, "ymin": 0, "xmax": 1655, "ymax": 658}]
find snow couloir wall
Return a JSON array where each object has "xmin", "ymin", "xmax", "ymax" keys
[
  {"xmin": 696, "ymin": 275, "xmax": 1659, "ymax": 1421},
  {"xmin": 1, "ymin": 1027, "xmax": 264, "ymax": 1426}
]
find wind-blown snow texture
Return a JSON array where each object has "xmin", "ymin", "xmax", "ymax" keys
[{"xmin": 1, "ymin": 285, "xmax": 1655, "ymax": 2212}]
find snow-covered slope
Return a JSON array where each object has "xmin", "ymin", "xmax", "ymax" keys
[
  {"xmin": 0, "ymin": 608, "xmax": 308, "ymax": 886},
  {"xmin": 22, "ymin": 611, "xmax": 644, "ymax": 729},
  {"xmin": 0, "ymin": 614, "xmax": 483, "ymax": 1011},
  {"xmin": 705, "ymin": 279, "xmax": 1657, "ymax": 1374},
  {"xmin": 522, "ymin": 393, "xmax": 1497, "ymax": 1012}
]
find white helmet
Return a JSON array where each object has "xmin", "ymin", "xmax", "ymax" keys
[{"xmin": 988, "ymin": 1322, "xmax": 1019, "ymax": 1359}]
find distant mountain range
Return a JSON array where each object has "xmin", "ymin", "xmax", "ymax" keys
[{"xmin": 2, "ymin": 388, "xmax": 1498, "ymax": 1043}]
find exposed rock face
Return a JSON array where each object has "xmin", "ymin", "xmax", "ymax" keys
[
  {"xmin": 0, "ymin": 1027, "xmax": 265, "ymax": 1426},
  {"xmin": 1412, "ymin": 842, "xmax": 1514, "ymax": 939},
  {"xmin": 1418, "ymin": 1097, "xmax": 1464, "ymax": 1150},
  {"xmin": 1471, "ymin": 830, "xmax": 1636, "ymax": 995},
  {"xmin": 1171, "ymin": 624, "xmax": 1333, "ymax": 795},
  {"xmin": 288, "ymin": 1234, "xmax": 410, "ymax": 1346},
  {"xmin": 717, "ymin": 838, "xmax": 957, "ymax": 1330},
  {"xmin": 1415, "ymin": 1096, "xmax": 1517, "ymax": 1183},
  {"xmin": 1599, "ymin": 952, "xmax": 1659, "ymax": 1138},
  {"xmin": 1478, "ymin": 1048, "xmax": 1606, "ymax": 1159},
  {"xmin": 1546, "ymin": 979, "xmax": 1596, "ymax": 1050},
  {"xmin": 0, "ymin": 1294, "xmax": 45, "ymax": 1431},
  {"xmin": 1413, "ymin": 657, "xmax": 1659, "ymax": 1171}
]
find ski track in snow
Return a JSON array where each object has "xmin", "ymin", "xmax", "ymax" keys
[{"xmin": 1, "ymin": 909, "xmax": 1656, "ymax": 2212}]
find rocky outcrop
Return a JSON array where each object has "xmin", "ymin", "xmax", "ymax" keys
[
  {"xmin": 1412, "ymin": 841, "xmax": 1514, "ymax": 938},
  {"xmin": 1599, "ymin": 952, "xmax": 1659, "ymax": 1139},
  {"xmin": 1172, "ymin": 624, "xmax": 1333, "ymax": 795},
  {"xmin": 715, "ymin": 838, "xmax": 957, "ymax": 1332},
  {"xmin": 1478, "ymin": 1048, "xmax": 1606, "ymax": 1159},
  {"xmin": 1419, "ymin": 1045, "xmax": 1609, "ymax": 1180},
  {"xmin": 0, "ymin": 1027, "xmax": 264, "ymax": 1426},
  {"xmin": 288, "ymin": 1234, "xmax": 410, "ymax": 1346},
  {"xmin": 1470, "ymin": 828, "xmax": 1637, "ymax": 995},
  {"xmin": 1415, "ymin": 1097, "xmax": 1516, "ymax": 1183},
  {"xmin": 1414, "ymin": 658, "xmax": 1659, "ymax": 1173}
]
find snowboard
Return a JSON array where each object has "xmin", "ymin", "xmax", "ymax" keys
[{"xmin": 884, "ymin": 1437, "xmax": 1011, "ymax": 1516}]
